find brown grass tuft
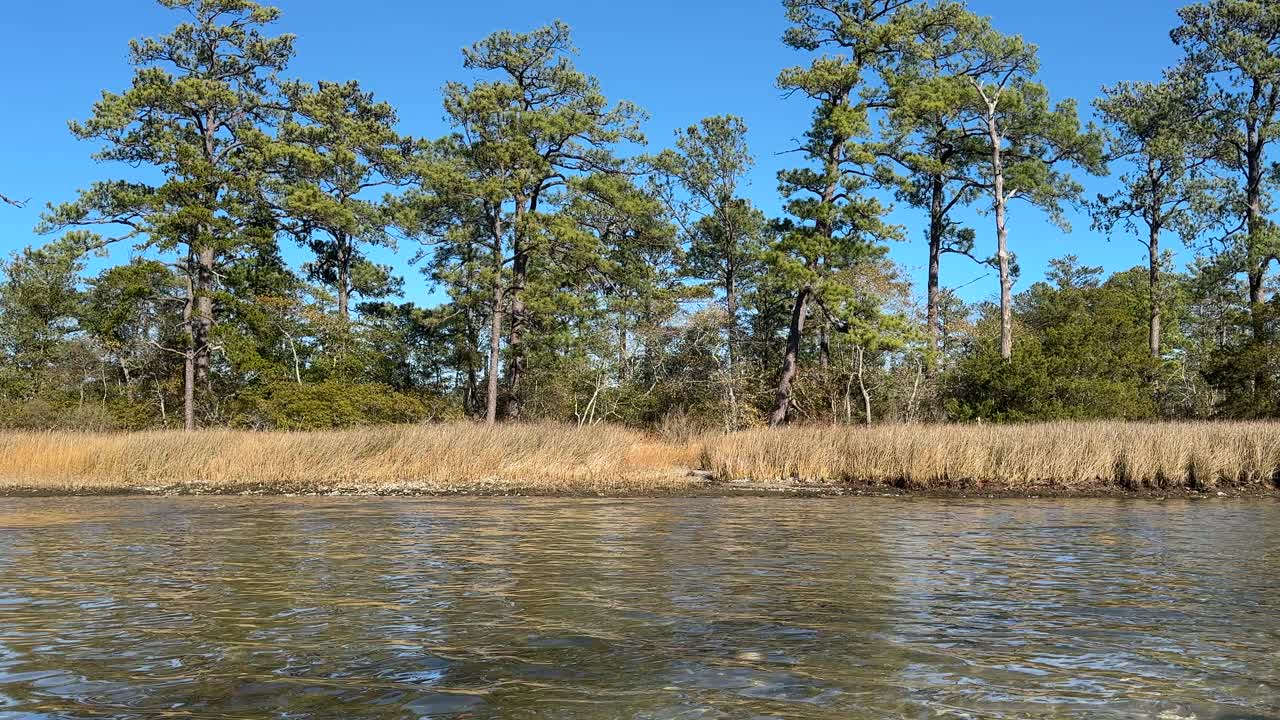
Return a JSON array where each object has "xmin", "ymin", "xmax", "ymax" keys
[
  {"xmin": 700, "ymin": 422, "xmax": 1280, "ymax": 492},
  {"xmin": 0, "ymin": 423, "xmax": 701, "ymax": 496}
]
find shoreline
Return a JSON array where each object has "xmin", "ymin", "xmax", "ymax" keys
[
  {"xmin": 3, "ymin": 477, "xmax": 1277, "ymax": 500},
  {"xmin": 4, "ymin": 421, "xmax": 1280, "ymax": 500}
]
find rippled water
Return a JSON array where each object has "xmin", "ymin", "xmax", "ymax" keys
[{"xmin": 0, "ymin": 498, "xmax": 1277, "ymax": 719}]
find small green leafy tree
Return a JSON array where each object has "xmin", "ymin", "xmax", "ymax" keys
[
  {"xmin": 80, "ymin": 260, "xmax": 187, "ymax": 426},
  {"xmin": 945, "ymin": 256, "xmax": 1172, "ymax": 421},
  {"xmin": 0, "ymin": 246, "xmax": 84, "ymax": 406}
]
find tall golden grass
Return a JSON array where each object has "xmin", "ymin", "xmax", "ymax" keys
[
  {"xmin": 701, "ymin": 422, "xmax": 1280, "ymax": 492},
  {"xmin": 2, "ymin": 421, "xmax": 1278, "ymax": 496},
  {"xmin": 0, "ymin": 423, "xmax": 700, "ymax": 495}
]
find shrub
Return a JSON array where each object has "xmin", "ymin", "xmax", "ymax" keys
[{"xmin": 232, "ymin": 381, "xmax": 436, "ymax": 430}]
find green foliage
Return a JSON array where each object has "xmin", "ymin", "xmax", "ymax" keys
[
  {"xmin": 274, "ymin": 80, "xmax": 412, "ymax": 317},
  {"xmin": 231, "ymin": 380, "xmax": 436, "ymax": 430},
  {"xmin": 8, "ymin": 0, "xmax": 1280, "ymax": 434},
  {"xmin": 945, "ymin": 258, "xmax": 1170, "ymax": 421},
  {"xmin": 0, "ymin": 247, "xmax": 85, "ymax": 402},
  {"xmin": 38, "ymin": 0, "xmax": 296, "ymax": 430},
  {"xmin": 0, "ymin": 400, "xmax": 122, "ymax": 432}
]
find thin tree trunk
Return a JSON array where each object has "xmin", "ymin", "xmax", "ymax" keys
[
  {"xmin": 486, "ymin": 284, "xmax": 502, "ymax": 426},
  {"xmin": 907, "ymin": 358, "xmax": 923, "ymax": 423},
  {"xmin": 287, "ymin": 333, "xmax": 302, "ymax": 385},
  {"xmin": 856, "ymin": 345, "xmax": 872, "ymax": 426},
  {"xmin": 844, "ymin": 354, "xmax": 855, "ymax": 424},
  {"xmin": 927, "ymin": 174, "xmax": 944, "ymax": 359},
  {"xmin": 819, "ymin": 323, "xmax": 836, "ymax": 422},
  {"xmin": 769, "ymin": 286, "xmax": 810, "ymax": 427},
  {"xmin": 119, "ymin": 358, "xmax": 134, "ymax": 401},
  {"xmin": 485, "ymin": 214, "xmax": 505, "ymax": 426},
  {"xmin": 506, "ymin": 199, "xmax": 528, "ymax": 421},
  {"xmin": 724, "ymin": 273, "xmax": 738, "ymax": 430},
  {"xmin": 1149, "ymin": 224, "xmax": 1161, "ymax": 359},
  {"xmin": 182, "ymin": 262, "xmax": 196, "ymax": 432},
  {"xmin": 506, "ymin": 251, "xmax": 526, "ymax": 421},
  {"xmin": 1246, "ymin": 124, "xmax": 1272, "ymax": 400},
  {"xmin": 617, "ymin": 318, "xmax": 629, "ymax": 383},
  {"xmin": 184, "ymin": 350, "xmax": 196, "ymax": 432},
  {"xmin": 987, "ymin": 116, "xmax": 1013, "ymax": 361},
  {"xmin": 336, "ymin": 233, "xmax": 350, "ymax": 321},
  {"xmin": 195, "ymin": 244, "xmax": 215, "ymax": 385}
]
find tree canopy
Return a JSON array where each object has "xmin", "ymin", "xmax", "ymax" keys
[{"xmin": 6, "ymin": 0, "xmax": 1280, "ymax": 431}]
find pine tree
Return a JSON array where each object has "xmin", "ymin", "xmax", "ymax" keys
[
  {"xmin": 768, "ymin": 0, "xmax": 913, "ymax": 426},
  {"xmin": 940, "ymin": 9, "xmax": 1104, "ymax": 360},
  {"xmin": 416, "ymin": 22, "xmax": 644, "ymax": 423},
  {"xmin": 1092, "ymin": 71, "xmax": 1219, "ymax": 358},
  {"xmin": 1173, "ymin": 0, "xmax": 1280, "ymax": 400},
  {"xmin": 274, "ymin": 80, "xmax": 413, "ymax": 321},
  {"xmin": 655, "ymin": 115, "xmax": 767, "ymax": 428},
  {"xmin": 39, "ymin": 0, "xmax": 294, "ymax": 431}
]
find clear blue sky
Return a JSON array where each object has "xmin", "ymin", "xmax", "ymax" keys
[{"xmin": 1, "ymin": 0, "xmax": 1185, "ymax": 307}]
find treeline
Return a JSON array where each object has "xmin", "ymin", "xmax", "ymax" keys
[{"xmin": 2, "ymin": 0, "xmax": 1279, "ymax": 432}]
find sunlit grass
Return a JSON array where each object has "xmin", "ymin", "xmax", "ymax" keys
[
  {"xmin": 2, "ymin": 421, "xmax": 1278, "ymax": 496},
  {"xmin": 0, "ymin": 423, "xmax": 702, "ymax": 495},
  {"xmin": 700, "ymin": 422, "xmax": 1280, "ymax": 492}
]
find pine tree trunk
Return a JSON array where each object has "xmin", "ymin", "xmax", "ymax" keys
[
  {"xmin": 998, "ymin": 219, "xmax": 1012, "ymax": 361},
  {"xmin": 486, "ymin": 283, "xmax": 502, "ymax": 426},
  {"xmin": 819, "ymin": 323, "xmax": 835, "ymax": 422},
  {"xmin": 506, "ymin": 198, "xmax": 528, "ymax": 421},
  {"xmin": 927, "ymin": 174, "xmax": 944, "ymax": 359},
  {"xmin": 485, "ymin": 215, "xmax": 505, "ymax": 426},
  {"xmin": 987, "ymin": 117, "xmax": 1013, "ymax": 362},
  {"xmin": 195, "ymin": 244, "xmax": 215, "ymax": 386},
  {"xmin": 337, "ymin": 232, "xmax": 350, "ymax": 321},
  {"xmin": 1246, "ymin": 126, "xmax": 1271, "ymax": 399},
  {"xmin": 1149, "ymin": 225, "xmax": 1161, "ymax": 359},
  {"xmin": 617, "ymin": 319, "xmax": 629, "ymax": 383},
  {"xmin": 183, "ymin": 350, "xmax": 196, "ymax": 432},
  {"xmin": 724, "ymin": 273, "xmax": 739, "ymax": 430},
  {"xmin": 769, "ymin": 286, "xmax": 810, "ymax": 427},
  {"xmin": 506, "ymin": 249, "xmax": 526, "ymax": 421},
  {"xmin": 182, "ymin": 267, "xmax": 196, "ymax": 432},
  {"xmin": 856, "ymin": 345, "xmax": 872, "ymax": 426}
]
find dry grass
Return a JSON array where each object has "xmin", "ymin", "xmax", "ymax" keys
[
  {"xmin": 0, "ymin": 423, "xmax": 702, "ymax": 496},
  {"xmin": 3, "ymin": 421, "xmax": 1279, "ymax": 497},
  {"xmin": 701, "ymin": 422, "xmax": 1280, "ymax": 492}
]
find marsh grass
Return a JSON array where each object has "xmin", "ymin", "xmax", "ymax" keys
[
  {"xmin": 0, "ymin": 423, "xmax": 701, "ymax": 495},
  {"xmin": 2, "ymin": 421, "xmax": 1278, "ymax": 496},
  {"xmin": 701, "ymin": 422, "xmax": 1280, "ymax": 492}
]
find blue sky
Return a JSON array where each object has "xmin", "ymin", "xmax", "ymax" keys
[{"xmin": 0, "ymin": 0, "xmax": 1186, "ymax": 307}]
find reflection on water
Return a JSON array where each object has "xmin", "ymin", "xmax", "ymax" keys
[{"xmin": 0, "ymin": 497, "xmax": 1276, "ymax": 719}]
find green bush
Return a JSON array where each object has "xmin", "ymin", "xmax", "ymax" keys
[
  {"xmin": 231, "ymin": 381, "xmax": 443, "ymax": 430},
  {"xmin": 0, "ymin": 400, "xmax": 123, "ymax": 431}
]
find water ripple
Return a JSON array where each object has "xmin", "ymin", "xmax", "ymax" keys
[{"xmin": 0, "ymin": 497, "xmax": 1276, "ymax": 719}]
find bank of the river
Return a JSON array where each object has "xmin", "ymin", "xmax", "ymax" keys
[
  {"xmin": 3, "ymin": 421, "xmax": 1280, "ymax": 498},
  {"xmin": 2, "ymin": 481, "xmax": 1276, "ymax": 500}
]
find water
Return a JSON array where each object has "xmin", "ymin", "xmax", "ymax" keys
[{"xmin": 0, "ymin": 497, "xmax": 1276, "ymax": 719}]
